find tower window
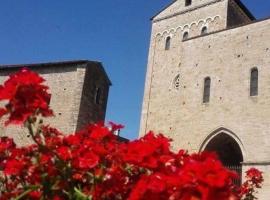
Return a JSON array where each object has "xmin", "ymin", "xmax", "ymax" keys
[
  {"xmin": 95, "ymin": 87, "xmax": 102, "ymax": 104},
  {"xmin": 165, "ymin": 36, "xmax": 171, "ymax": 50},
  {"xmin": 250, "ymin": 68, "xmax": 258, "ymax": 96},
  {"xmin": 173, "ymin": 74, "xmax": 181, "ymax": 90},
  {"xmin": 203, "ymin": 77, "xmax": 211, "ymax": 103},
  {"xmin": 185, "ymin": 0, "xmax": 192, "ymax": 6},
  {"xmin": 201, "ymin": 26, "xmax": 208, "ymax": 35},
  {"xmin": 183, "ymin": 32, "xmax": 189, "ymax": 41}
]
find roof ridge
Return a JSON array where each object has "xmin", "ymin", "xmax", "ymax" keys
[{"xmin": 0, "ymin": 60, "xmax": 101, "ymax": 69}]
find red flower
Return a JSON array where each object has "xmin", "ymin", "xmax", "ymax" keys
[
  {"xmin": 120, "ymin": 132, "xmax": 172, "ymax": 169},
  {"xmin": 128, "ymin": 176, "xmax": 148, "ymax": 200},
  {"xmin": 41, "ymin": 125, "xmax": 62, "ymax": 137},
  {"xmin": 56, "ymin": 146, "xmax": 72, "ymax": 161},
  {"xmin": 53, "ymin": 195, "xmax": 64, "ymax": 200},
  {"xmin": 240, "ymin": 168, "xmax": 264, "ymax": 199},
  {"xmin": 28, "ymin": 191, "xmax": 42, "ymax": 199},
  {"xmin": 0, "ymin": 137, "xmax": 15, "ymax": 153},
  {"xmin": 181, "ymin": 152, "xmax": 238, "ymax": 188},
  {"xmin": 147, "ymin": 174, "xmax": 166, "ymax": 193},
  {"xmin": 108, "ymin": 121, "xmax": 124, "ymax": 132},
  {"xmin": 0, "ymin": 68, "xmax": 53, "ymax": 125},
  {"xmin": 89, "ymin": 125, "xmax": 113, "ymax": 141},
  {"xmin": 246, "ymin": 167, "xmax": 263, "ymax": 186},
  {"xmin": 40, "ymin": 154, "xmax": 52, "ymax": 165},
  {"xmin": 72, "ymin": 173, "xmax": 83, "ymax": 180},
  {"xmin": 4, "ymin": 159, "xmax": 24, "ymax": 176},
  {"xmin": 73, "ymin": 152, "xmax": 99, "ymax": 169},
  {"xmin": 64, "ymin": 134, "xmax": 81, "ymax": 146}
]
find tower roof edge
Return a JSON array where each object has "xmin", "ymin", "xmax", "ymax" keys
[
  {"xmin": 150, "ymin": 0, "xmax": 177, "ymax": 21},
  {"xmin": 233, "ymin": 0, "xmax": 255, "ymax": 20}
]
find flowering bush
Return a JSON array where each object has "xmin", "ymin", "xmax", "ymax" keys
[
  {"xmin": 241, "ymin": 168, "xmax": 264, "ymax": 200},
  {"xmin": 0, "ymin": 69, "xmax": 264, "ymax": 200}
]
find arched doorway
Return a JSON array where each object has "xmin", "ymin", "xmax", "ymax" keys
[{"xmin": 202, "ymin": 132, "xmax": 243, "ymax": 185}]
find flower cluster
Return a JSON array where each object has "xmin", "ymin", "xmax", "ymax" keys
[
  {"xmin": 0, "ymin": 68, "xmax": 53, "ymax": 125},
  {"xmin": 0, "ymin": 69, "xmax": 264, "ymax": 200},
  {"xmin": 241, "ymin": 168, "xmax": 264, "ymax": 200},
  {"xmin": 0, "ymin": 125, "xmax": 240, "ymax": 200}
]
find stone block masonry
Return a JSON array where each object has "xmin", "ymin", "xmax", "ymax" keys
[
  {"xmin": 0, "ymin": 60, "xmax": 111, "ymax": 145},
  {"xmin": 140, "ymin": 0, "xmax": 270, "ymax": 198}
]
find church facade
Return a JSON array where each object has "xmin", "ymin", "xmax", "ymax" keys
[{"xmin": 139, "ymin": 0, "xmax": 270, "ymax": 198}]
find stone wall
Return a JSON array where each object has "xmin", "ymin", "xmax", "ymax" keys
[
  {"xmin": 140, "ymin": 0, "xmax": 270, "ymax": 198},
  {"xmin": 152, "ymin": 0, "xmax": 228, "ymax": 39},
  {"xmin": 140, "ymin": 0, "xmax": 230, "ymax": 137},
  {"xmin": 142, "ymin": 18, "xmax": 270, "ymax": 161},
  {"xmin": 0, "ymin": 61, "xmax": 110, "ymax": 145},
  {"xmin": 76, "ymin": 63, "xmax": 110, "ymax": 130}
]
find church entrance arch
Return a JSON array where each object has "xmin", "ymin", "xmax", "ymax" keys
[{"xmin": 200, "ymin": 128, "xmax": 244, "ymax": 185}]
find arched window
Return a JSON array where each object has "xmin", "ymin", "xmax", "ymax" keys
[
  {"xmin": 183, "ymin": 32, "xmax": 189, "ymax": 41},
  {"xmin": 173, "ymin": 74, "xmax": 181, "ymax": 90},
  {"xmin": 165, "ymin": 36, "xmax": 171, "ymax": 50},
  {"xmin": 95, "ymin": 87, "xmax": 102, "ymax": 104},
  {"xmin": 203, "ymin": 77, "xmax": 211, "ymax": 103},
  {"xmin": 250, "ymin": 68, "xmax": 258, "ymax": 96},
  {"xmin": 201, "ymin": 26, "xmax": 208, "ymax": 35},
  {"xmin": 185, "ymin": 0, "xmax": 192, "ymax": 6}
]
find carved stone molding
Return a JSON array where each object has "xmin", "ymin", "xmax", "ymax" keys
[
  {"xmin": 155, "ymin": 15, "xmax": 221, "ymax": 38},
  {"xmin": 153, "ymin": 0, "xmax": 225, "ymax": 23}
]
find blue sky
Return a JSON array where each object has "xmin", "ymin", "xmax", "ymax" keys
[{"xmin": 0, "ymin": 0, "xmax": 269, "ymax": 139}]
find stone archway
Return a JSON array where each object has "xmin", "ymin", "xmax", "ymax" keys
[
  {"xmin": 204, "ymin": 133, "xmax": 243, "ymax": 165},
  {"xmin": 200, "ymin": 129, "xmax": 244, "ymax": 185}
]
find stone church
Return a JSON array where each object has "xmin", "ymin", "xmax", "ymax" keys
[
  {"xmin": 139, "ymin": 0, "xmax": 270, "ymax": 198},
  {"xmin": 0, "ymin": 60, "xmax": 111, "ymax": 144}
]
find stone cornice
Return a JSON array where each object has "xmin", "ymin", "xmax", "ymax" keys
[
  {"xmin": 182, "ymin": 16, "xmax": 270, "ymax": 42},
  {"xmin": 242, "ymin": 161, "xmax": 270, "ymax": 166},
  {"xmin": 155, "ymin": 15, "xmax": 221, "ymax": 37}
]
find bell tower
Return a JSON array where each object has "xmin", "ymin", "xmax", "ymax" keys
[
  {"xmin": 140, "ymin": 0, "xmax": 270, "ymax": 198},
  {"xmin": 140, "ymin": 0, "xmax": 255, "ymax": 136}
]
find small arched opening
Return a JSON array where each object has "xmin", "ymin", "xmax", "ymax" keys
[
  {"xmin": 165, "ymin": 36, "xmax": 171, "ymax": 50},
  {"xmin": 250, "ymin": 67, "xmax": 258, "ymax": 96},
  {"xmin": 95, "ymin": 87, "xmax": 102, "ymax": 105},
  {"xmin": 201, "ymin": 26, "xmax": 208, "ymax": 35},
  {"xmin": 185, "ymin": 0, "xmax": 192, "ymax": 6},
  {"xmin": 183, "ymin": 32, "xmax": 189, "ymax": 41},
  {"xmin": 203, "ymin": 77, "xmax": 211, "ymax": 103},
  {"xmin": 202, "ymin": 131, "xmax": 243, "ymax": 185}
]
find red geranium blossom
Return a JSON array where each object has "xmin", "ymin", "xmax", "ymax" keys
[
  {"xmin": 0, "ymin": 137, "xmax": 15, "ymax": 153},
  {"xmin": 240, "ymin": 168, "xmax": 264, "ymax": 199},
  {"xmin": 4, "ymin": 159, "xmax": 25, "ymax": 176},
  {"xmin": 246, "ymin": 168, "xmax": 263, "ymax": 187},
  {"xmin": 0, "ymin": 68, "xmax": 53, "ymax": 125},
  {"xmin": 73, "ymin": 151, "xmax": 99, "ymax": 169}
]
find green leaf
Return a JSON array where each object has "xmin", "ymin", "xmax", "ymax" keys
[
  {"xmin": 14, "ymin": 189, "xmax": 34, "ymax": 200},
  {"xmin": 13, "ymin": 185, "xmax": 40, "ymax": 200},
  {"xmin": 74, "ymin": 187, "xmax": 92, "ymax": 200}
]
